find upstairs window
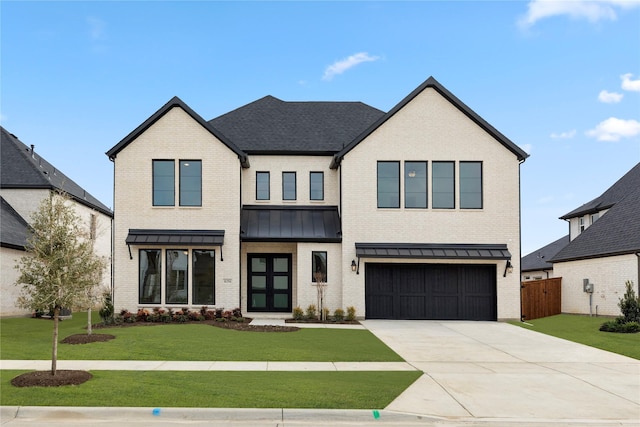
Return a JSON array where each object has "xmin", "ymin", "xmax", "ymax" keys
[
  {"xmin": 579, "ymin": 217, "xmax": 585, "ymax": 232},
  {"xmin": 256, "ymin": 172, "xmax": 270, "ymax": 200},
  {"xmin": 282, "ymin": 172, "xmax": 296, "ymax": 200},
  {"xmin": 377, "ymin": 161, "xmax": 400, "ymax": 208},
  {"xmin": 180, "ymin": 160, "xmax": 202, "ymax": 206},
  {"xmin": 310, "ymin": 172, "xmax": 324, "ymax": 201},
  {"xmin": 460, "ymin": 161, "xmax": 482, "ymax": 209},
  {"xmin": 405, "ymin": 161, "xmax": 427, "ymax": 208},
  {"xmin": 153, "ymin": 160, "xmax": 175, "ymax": 206},
  {"xmin": 432, "ymin": 161, "xmax": 454, "ymax": 209}
]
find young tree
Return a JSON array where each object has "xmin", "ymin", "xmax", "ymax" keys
[{"xmin": 15, "ymin": 191, "xmax": 107, "ymax": 376}]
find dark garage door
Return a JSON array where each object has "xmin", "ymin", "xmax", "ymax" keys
[{"xmin": 365, "ymin": 263, "xmax": 497, "ymax": 320}]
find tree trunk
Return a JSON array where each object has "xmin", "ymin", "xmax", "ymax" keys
[
  {"xmin": 51, "ymin": 306, "xmax": 59, "ymax": 376},
  {"xmin": 87, "ymin": 307, "xmax": 92, "ymax": 336}
]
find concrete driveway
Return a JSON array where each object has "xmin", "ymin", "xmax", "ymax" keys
[{"xmin": 362, "ymin": 320, "xmax": 640, "ymax": 424}]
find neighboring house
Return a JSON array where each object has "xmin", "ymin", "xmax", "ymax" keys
[
  {"xmin": 521, "ymin": 235, "xmax": 569, "ymax": 281},
  {"xmin": 550, "ymin": 162, "xmax": 640, "ymax": 316},
  {"xmin": 106, "ymin": 76, "xmax": 529, "ymax": 321},
  {"xmin": 0, "ymin": 127, "xmax": 113, "ymax": 317}
]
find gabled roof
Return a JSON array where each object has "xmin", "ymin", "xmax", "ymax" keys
[
  {"xmin": 330, "ymin": 76, "xmax": 529, "ymax": 168},
  {"xmin": 209, "ymin": 96, "xmax": 384, "ymax": 154},
  {"xmin": 521, "ymin": 235, "xmax": 569, "ymax": 272},
  {"xmin": 1, "ymin": 127, "xmax": 113, "ymax": 217},
  {"xmin": 560, "ymin": 162, "xmax": 640, "ymax": 219},
  {"xmin": 0, "ymin": 196, "xmax": 30, "ymax": 250},
  {"xmin": 551, "ymin": 167, "xmax": 640, "ymax": 262},
  {"xmin": 106, "ymin": 96, "xmax": 249, "ymax": 167}
]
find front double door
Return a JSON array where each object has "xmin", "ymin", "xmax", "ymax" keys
[{"xmin": 248, "ymin": 254, "xmax": 292, "ymax": 312}]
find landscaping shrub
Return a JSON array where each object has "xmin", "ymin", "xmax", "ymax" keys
[
  {"xmin": 99, "ymin": 291, "xmax": 114, "ymax": 325},
  {"xmin": 333, "ymin": 308, "xmax": 345, "ymax": 322},
  {"xmin": 306, "ymin": 304, "xmax": 317, "ymax": 320},
  {"xmin": 292, "ymin": 306, "xmax": 304, "ymax": 320},
  {"xmin": 600, "ymin": 320, "xmax": 640, "ymax": 333},
  {"xmin": 323, "ymin": 307, "xmax": 330, "ymax": 321},
  {"xmin": 346, "ymin": 306, "xmax": 356, "ymax": 321},
  {"xmin": 619, "ymin": 280, "xmax": 640, "ymax": 323}
]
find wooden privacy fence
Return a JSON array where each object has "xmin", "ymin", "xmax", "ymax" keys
[{"xmin": 521, "ymin": 277, "xmax": 562, "ymax": 321}]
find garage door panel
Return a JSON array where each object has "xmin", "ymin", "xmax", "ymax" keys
[{"xmin": 365, "ymin": 263, "xmax": 496, "ymax": 320}]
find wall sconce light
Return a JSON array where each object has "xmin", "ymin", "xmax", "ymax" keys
[
  {"xmin": 503, "ymin": 260, "xmax": 513, "ymax": 277},
  {"xmin": 351, "ymin": 260, "xmax": 357, "ymax": 272}
]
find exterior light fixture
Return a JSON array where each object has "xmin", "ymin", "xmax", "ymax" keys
[
  {"xmin": 351, "ymin": 260, "xmax": 357, "ymax": 272},
  {"xmin": 503, "ymin": 260, "xmax": 513, "ymax": 277}
]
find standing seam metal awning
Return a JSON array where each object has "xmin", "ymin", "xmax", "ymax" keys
[
  {"xmin": 126, "ymin": 229, "xmax": 225, "ymax": 260},
  {"xmin": 355, "ymin": 243, "xmax": 511, "ymax": 260},
  {"xmin": 241, "ymin": 205, "xmax": 341, "ymax": 242}
]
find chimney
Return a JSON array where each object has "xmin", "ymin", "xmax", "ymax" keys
[{"xmin": 30, "ymin": 145, "xmax": 35, "ymax": 158}]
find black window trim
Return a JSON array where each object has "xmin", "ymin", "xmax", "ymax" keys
[
  {"xmin": 282, "ymin": 171, "xmax": 297, "ymax": 201},
  {"xmin": 432, "ymin": 160, "xmax": 456, "ymax": 209},
  {"xmin": 404, "ymin": 160, "xmax": 428, "ymax": 209},
  {"xmin": 256, "ymin": 171, "xmax": 270, "ymax": 201},
  {"xmin": 459, "ymin": 161, "xmax": 483, "ymax": 210},
  {"xmin": 377, "ymin": 160, "xmax": 400, "ymax": 209},
  {"xmin": 179, "ymin": 159, "xmax": 202, "ymax": 207},
  {"xmin": 152, "ymin": 159, "xmax": 175, "ymax": 207},
  {"xmin": 310, "ymin": 171, "xmax": 324, "ymax": 201}
]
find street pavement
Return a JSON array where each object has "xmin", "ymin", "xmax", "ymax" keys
[{"xmin": 1, "ymin": 319, "xmax": 639, "ymax": 426}]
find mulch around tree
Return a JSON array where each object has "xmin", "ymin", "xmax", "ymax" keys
[
  {"xmin": 61, "ymin": 333, "xmax": 116, "ymax": 344},
  {"xmin": 11, "ymin": 370, "xmax": 92, "ymax": 387}
]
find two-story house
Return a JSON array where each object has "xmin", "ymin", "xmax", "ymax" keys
[
  {"xmin": 1, "ymin": 127, "xmax": 113, "ymax": 316},
  {"xmin": 106, "ymin": 76, "xmax": 528, "ymax": 320}
]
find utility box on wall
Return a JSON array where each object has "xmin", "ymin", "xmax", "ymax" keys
[{"xmin": 583, "ymin": 279, "xmax": 594, "ymax": 293}]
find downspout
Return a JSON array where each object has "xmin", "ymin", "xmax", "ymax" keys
[
  {"xmin": 518, "ymin": 157, "xmax": 525, "ymax": 322},
  {"xmin": 636, "ymin": 252, "xmax": 640, "ymax": 296},
  {"xmin": 239, "ymin": 163, "xmax": 243, "ymax": 312},
  {"xmin": 109, "ymin": 156, "xmax": 116, "ymax": 304}
]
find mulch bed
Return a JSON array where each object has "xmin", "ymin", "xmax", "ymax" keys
[
  {"xmin": 91, "ymin": 318, "xmax": 300, "ymax": 333},
  {"xmin": 61, "ymin": 333, "xmax": 116, "ymax": 344},
  {"xmin": 11, "ymin": 370, "xmax": 92, "ymax": 387}
]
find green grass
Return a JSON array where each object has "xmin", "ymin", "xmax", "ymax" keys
[
  {"xmin": 510, "ymin": 314, "xmax": 640, "ymax": 360},
  {"xmin": 0, "ymin": 313, "xmax": 402, "ymax": 362},
  {"xmin": 1, "ymin": 370, "xmax": 421, "ymax": 408}
]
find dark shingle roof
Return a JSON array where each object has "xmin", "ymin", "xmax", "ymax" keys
[
  {"xmin": 1, "ymin": 127, "xmax": 112, "ymax": 217},
  {"xmin": 521, "ymin": 235, "xmax": 569, "ymax": 272},
  {"xmin": 551, "ymin": 168, "xmax": 640, "ymax": 262},
  {"xmin": 560, "ymin": 162, "xmax": 640, "ymax": 219},
  {"xmin": 209, "ymin": 96, "xmax": 385, "ymax": 154},
  {"xmin": 0, "ymin": 197, "xmax": 30, "ymax": 250},
  {"xmin": 331, "ymin": 76, "xmax": 529, "ymax": 168}
]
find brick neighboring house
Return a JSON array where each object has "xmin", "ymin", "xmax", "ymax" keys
[
  {"xmin": 0, "ymin": 127, "xmax": 113, "ymax": 317},
  {"xmin": 550, "ymin": 162, "xmax": 640, "ymax": 316},
  {"xmin": 106, "ymin": 76, "xmax": 529, "ymax": 320}
]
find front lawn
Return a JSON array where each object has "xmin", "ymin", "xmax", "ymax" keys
[
  {"xmin": 0, "ymin": 313, "xmax": 402, "ymax": 362},
  {"xmin": 510, "ymin": 314, "xmax": 640, "ymax": 360},
  {"xmin": 1, "ymin": 370, "xmax": 422, "ymax": 408}
]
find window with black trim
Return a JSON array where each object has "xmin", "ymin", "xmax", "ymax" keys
[
  {"xmin": 153, "ymin": 160, "xmax": 175, "ymax": 206},
  {"xmin": 166, "ymin": 249, "xmax": 188, "ymax": 304},
  {"xmin": 139, "ymin": 249, "xmax": 161, "ymax": 304},
  {"xmin": 460, "ymin": 161, "xmax": 482, "ymax": 209},
  {"xmin": 192, "ymin": 250, "xmax": 215, "ymax": 305},
  {"xmin": 310, "ymin": 172, "xmax": 324, "ymax": 200},
  {"xmin": 432, "ymin": 161, "xmax": 455, "ymax": 209},
  {"xmin": 282, "ymin": 172, "xmax": 296, "ymax": 200},
  {"xmin": 377, "ymin": 161, "xmax": 400, "ymax": 208},
  {"xmin": 312, "ymin": 251, "xmax": 327, "ymax": 282},
  {"xmin": 405, "ymin": 161, "xmax": 427, "ymax": 208},
  {"xmin": 180, "ymin": 160, "xmax": 202, "ymax": 206},
  {"xmin": 256, "ymin": 172, "xmax": 270, "ymax": 200}
]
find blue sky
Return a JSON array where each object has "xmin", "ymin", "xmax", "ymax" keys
[{"xmin": 2, "ymin": 1, "xmax": 639, "ymax": 256}]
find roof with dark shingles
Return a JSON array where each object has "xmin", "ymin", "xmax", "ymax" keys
[
  {"xmin": 560, "ymin": 162, "xmax": 640, "ymax": 219},
  {"xmin": 551, "ymin": 164, "xmax": 640, "ymax": 262},
  {"xmin": 521, "ymin": 235, "xmax": 569, "ymax": 271},
  {"xmin": 209, "ymin": 96, "xmax": 385, "ymax": 154},
  {"xmin": 1, "ymin": 127, "xmax": 113, "ymax": 217},
  {"xmin": 0, "ymin": 196, "xmax": 30, "ymax": 250}
]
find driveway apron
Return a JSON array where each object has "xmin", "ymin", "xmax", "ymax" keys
[{"xmin": 361, "ymin": 320, "xmax": 640, "ymax": 423}]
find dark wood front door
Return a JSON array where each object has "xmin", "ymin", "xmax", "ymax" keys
[{"xmin": 247, "ymin": 254, "xmax": 292, "ymax": 312}]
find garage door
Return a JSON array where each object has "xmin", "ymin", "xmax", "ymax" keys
[{"xmin": 365, "ymin": 263, "xmax": 497, "ymax": 320}]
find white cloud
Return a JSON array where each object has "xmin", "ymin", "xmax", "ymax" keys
[
  {"xmin": 87, "ymin": 16, "xmax": 107, "ymax": 40},
  {"xmin": 322, "ymin": 52, "xmax": 380, "ymax": 81},
  {"xmin": 550, "ymin": 129, "xmax": 577, "ymax": 139},
  {"xmin": 586, "ymin": 117, "xmax": 640, "ymax": 141},
  {"xmin": 621, "ymin": 73, "xmax": 640, "ymax": 92},
  {"xmin": 598, "ymin": 90, "xmax": 623, "ymax": 103},
  {"xmin": 518, "ymin": 0, "xmax": 640, "ymax": 29}
]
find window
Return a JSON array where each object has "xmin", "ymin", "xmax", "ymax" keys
[
  {"xmin": 591, "ymin": 213, "xmax": 599, "ymax": 224},
  {"xmin": 460, "ymin": 162, "xmax": 482, "ymax": 209},
  {"xmin": 432, "ymin": 161, "xmax": 454, "ymax": 209},
  {"xmin": 166, "ymin": 249, "xmax": 188, "ymax": 304},
  {"xmin": 282, "ymin": 172, "xmax": 296, "ymax": 200},
  {"xmin": 139, "ymin": 249, "xmax": 161, "ymax": 304},
  {"xmin": 579, "ymin": 217, "xmax": 585, "ymax": 232},
  {"xmin": 377, "ymin": 161, "xmax": 400, "ymax": 208},
  {"xmin": 405, "ymin": 161, "xmax": 427, "ymax": 208},
  {"xmin": 312, "ymin": 251, "xmax": 327, "ymax": 282},
  {"xmin": 310, "ymin": 172, "xmax": 324, "ymax": 200},
  {"xmin": 256, "ymin": 172, "xmax": 270, "ymax": 200},
  {"xmin": 153, "ymin": 160, "xmax": 175, "ymax": 206},
  {"xmin": 192, "ymin": 250, "xmax": 215, "ymax": 305},
  {"xmin": 180, "ymin": 160, "xmax": 202, "ymax": 206}
]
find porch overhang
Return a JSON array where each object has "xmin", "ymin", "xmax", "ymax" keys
[
  {"xmin": 125, "ymin": 229, "xmax": 225, "ymax": 260},
  {"xmin": 355, "ymin": 243, "xmax": 511, "ymax": 260},
  {"xmin": 241, "ymin": 205, "xmax": 341, "ymax": 243}
]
